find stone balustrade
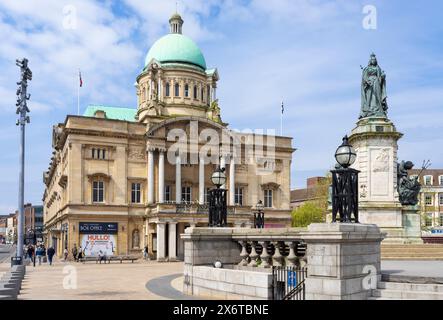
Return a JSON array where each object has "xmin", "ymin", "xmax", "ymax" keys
[{"xmin": 236, "ymin": 237, "xmax": 307, "ymax": 269}]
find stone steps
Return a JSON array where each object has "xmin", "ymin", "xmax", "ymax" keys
[
  {"xmin": 370, "ymin": 281, "xmax": 443, "ymax": 300},
  {"xmin": 381, "ymin": 244, "xmax": 443, "ymax": 260}
]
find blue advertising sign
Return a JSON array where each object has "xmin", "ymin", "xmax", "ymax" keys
[
  {"xmin": 79, "ymin": 222, "xmax": 118, "ymax": 234},
  {"xmin": 287, "ymin": 270, "xmax": 297, "ymax": 287},
  {"xmin": 431, "ymin": 229, "xmax": 443, "ymax": 234}
]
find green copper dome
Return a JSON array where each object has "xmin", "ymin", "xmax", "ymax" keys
[{"xmin": 145, "ymin": 33, "xmax": 207, "ymax": 70}]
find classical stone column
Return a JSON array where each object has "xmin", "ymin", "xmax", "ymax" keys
[
  {"xmin": 199, "ymin": 157, "xmax": 205, "ymax": 205},
  {"xmin": 168, "ymin": 222, "xmax": 177, "ymax": 261},
  {"xmin": 229, "ymin": 158, "xmax": 235, "ymax": 205},
  {"xmin": 158, "ymin": 149, "xmax": 165, "ymax": 203},
  {"xmin": 156, "ymin": 222, "xmax": 166, "ymax": 262},
  {"xmin": 176, "ymin": 153, "xmax": 181, "ymax": 204},
  {"xmin": 147, "ymin": 149, "xmax": 155, "ymax": 204}
]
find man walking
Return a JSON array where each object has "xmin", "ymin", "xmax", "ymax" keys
[
  {"xmin": 72, "ymin": 244, "xmax": 78, "ymax": 262},
  {"xmin": 36, "ymin": 245, "xmax": 44, "ymax": 265},
  {"xmin": 47, "ymin": 246, "xmax": 55, "ymax": 266}
]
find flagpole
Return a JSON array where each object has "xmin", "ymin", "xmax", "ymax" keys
[
  {"xmin": 77, "ymin": 69, "xmax": 80, "ymax": 116},
  {"xmin": 77, "ymin": 80, "xmax": 80, "ymax": 116},
  {"xmin": 280, "ymin": 101, "xmax": 283, "ymax": 136}
]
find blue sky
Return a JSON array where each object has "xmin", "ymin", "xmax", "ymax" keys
[{"xmin": 0, "ymin": 0, "xmax": 443, "ymax": 213}]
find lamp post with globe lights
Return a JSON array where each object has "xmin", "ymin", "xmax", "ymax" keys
[
  {"xmin": 208, "ymin": 145, "xmax": 228, "ymax": 227},
  {"xmin": 331, "ymin": 136, "xmax": 360, "ymax": 223}
]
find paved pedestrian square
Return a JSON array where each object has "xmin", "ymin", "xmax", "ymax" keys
[{"xmin": 8, "ymin": 259, "xmax": 187, "ymax": 300}]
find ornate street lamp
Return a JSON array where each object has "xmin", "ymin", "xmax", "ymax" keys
[
  {"xmin": 208, "ymin": 145, "xmax": 228, "ymax": 227},
  {"xmin": 331, "ymin": 136, "xmax": 360, "ymax": 223},
  {"xmin": 254, "ymin": 200, "xmax": 265, "ymax": 229}
]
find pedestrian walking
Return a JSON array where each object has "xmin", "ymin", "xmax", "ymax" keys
[
  {"xmin": 63, "ymin": 248, "xmax": 69, "ymax": 261},
  {"xmin": 27, "ymin": 245, "xmax": 35, "ymax": 264},
  {"xmin": 77, "ymin": 247, "xmax": 83, "ymax": 261},
  {"xmin": 47, "ymin": 247, "xmax": 55, "ymax": 265},
  {"xmin": 72, "ymin": 244, "xmax": 78, "ymax": 262},
  {"xmin": 143, "ymin": 245, "xmax": 150, "ymax": 260},
  {"xmin": 36, "ymin": 245, "xmax": 44, "ymax": 265}
]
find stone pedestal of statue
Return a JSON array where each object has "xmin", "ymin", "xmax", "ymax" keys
[{"xmin": 348, "ymin": 117, "xmax": 422, "ymax": 244}]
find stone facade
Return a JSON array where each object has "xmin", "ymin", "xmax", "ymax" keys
[{"xmin": 42, "ymin": 14, "xmax": 294, "ymax": 259}]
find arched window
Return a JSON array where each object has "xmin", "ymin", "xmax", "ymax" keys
[
  {"xmin": 165, "ymin": 83, "xmax": 170, "ymax": 97},
  {"xmin": 207, "ymin": 85, "xmax": 211, "ymax": 103},
  {"xmin": 194, "ymin": 85, "xmax": 198, "ymax": 100},
  {"xmin": 175, "ymin": 83, "xmax": 180, "ymax": 97},
  {"xmin": 184, "ymin": 84, "xmax": 189, "ymax": 97}
]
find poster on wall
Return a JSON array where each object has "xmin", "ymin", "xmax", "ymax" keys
[{"xmin": 80, "ymin": 234, "xmax": 117, "ymax": 256}]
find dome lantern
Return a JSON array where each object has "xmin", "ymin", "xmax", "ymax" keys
[{"xmin": 169, "ymin": 13, "xmax": 183, "ymax": 34}]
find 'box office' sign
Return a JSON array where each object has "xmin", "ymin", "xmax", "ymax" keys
[
  {"xmin": 79, "ymin": 222, "xmax": 118, "ymax": 256},
  {"xmin": 79, "ymin": 222, "xmax": 118, "ymax": 234}
]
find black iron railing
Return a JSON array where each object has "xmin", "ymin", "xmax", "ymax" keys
[{"xmin": 272, "ymin": 266, "xmax": 307, "ymax": 300}]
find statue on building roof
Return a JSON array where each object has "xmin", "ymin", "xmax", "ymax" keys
[{"xmin": 359, "ymin": 53, "xmax": 388, "ymax": 119}]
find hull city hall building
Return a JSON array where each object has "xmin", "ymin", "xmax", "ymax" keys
[{"xmin": 42, "ymin": 14, "xmax": 294, "ymax": 261}]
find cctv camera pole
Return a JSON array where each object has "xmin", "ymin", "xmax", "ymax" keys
[{"xmin": 13, "ymin": 58, "xmax": 32, "ymax": 266}]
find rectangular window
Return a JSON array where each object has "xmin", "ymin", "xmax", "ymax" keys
[
  {"xmin": 92, "ymin": 181, "xmax": 104, "ymax": 203},
  {"xmin": 425, "ymin": 194, "xmax": 433, "ymax": 206},
  {"xmin": 235, "ymin": 187, "xmax": 244, "ymax": 206},
  {"xmin": 440, "ymin": 176, "xmax": 443, "ymax": 186},
  {"xmin": 440, "ymin": 214, "xmax": 443, "ymax": 227},
  {"xmin": 264, "ymin": 189, "xmax": 273, "ymax": 208},
  {"xmin": 131, "ymin": 183, "xmax": 141, "ymax": 203},
  {"xmin": 102, "ymin": 149, "xmax": 106, "ymax": 160},
  {"xmin": 439, "ymin": 194, "xmax": 443, "ymax": 206},
  {"xmin": 182, "ymin": 186, "xmax": 191, "ymax": 203},
  {"xmin": 165, "ymin": 186, "xmax": 171, "ymax": 202},
  {"xmin": 424, "ymin": 175, "xmax": 433, "ymax": 186},
  {"xmin": 92, "ymin": 148, "xmax": 95, "ymax": 158}
]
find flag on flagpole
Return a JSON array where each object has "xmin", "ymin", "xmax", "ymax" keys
[
  {"xmin": 79, "ymin": 70, "xmax": 83, "ymax": 87},
  {"xmin": 281, "ymin": 101, "xmax": 284, "ymax": 114}
]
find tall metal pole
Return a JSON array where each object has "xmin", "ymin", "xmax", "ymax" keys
[{"xmin": 14, "ymin": 58, "xmax": 32, "ymax": 264}]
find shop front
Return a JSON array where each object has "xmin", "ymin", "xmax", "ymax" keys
[{"xmin": 79, "ymin": 222, "xmax": 118, "ymax": 257}]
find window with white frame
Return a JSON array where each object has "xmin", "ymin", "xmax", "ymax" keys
[
  {"xmin": 264, "ymin": 189, "xmax": 273, "ymax": 208},
  {"xmin": 425, "ymin": 194, "xmax": 433, "ymax": 206},
  {"xmin": 440, "ymin": 176, "xmax": 443, "ymax": 186},
  {"xmin": 165, "ymin": 185, "xmax": 171, "ymax": 202},
  {"xmin": 440, "ymin": 214, "xmax": 443, "ymax": 226},
  {"xmin": 182, "ymin": 186, "xmax": 192, "ymax": 203},
  {"xmin": 235, "ymin": 187, "xmax": 244, "ymax": 206},
  {"xmin": 92, "ymin": 181, "xmax": 104, "ymax": 203},
  {"xmin": 439, "ymin": 194, "xmax": 443, "ymax": 206},
  {"xmin": 131, "ymin": 183, "xmax": 141, "ymax": 204},
  {"xmin": 424, "ymin": 175, "xmax": 433, "ymax": 186}
]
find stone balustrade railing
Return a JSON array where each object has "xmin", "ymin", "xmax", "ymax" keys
[
  {"xmin": 182, "ymin": 227, "xmax": 307, "ymax": 268},
  {"xmin": 232, "ymin": 229, "xmax": 307, "ymax": 268}
]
